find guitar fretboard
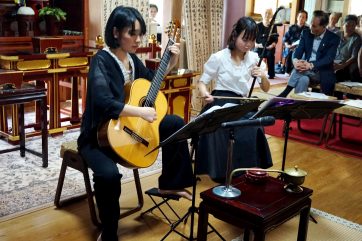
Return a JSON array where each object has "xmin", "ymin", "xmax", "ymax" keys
[{"xmin": 144, "ymin": 38, "xmax": 175, "ymax": 107}]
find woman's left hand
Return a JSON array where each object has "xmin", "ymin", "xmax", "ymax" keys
[{"xmin": 168, "ymin": 43, "xmax": 180, "ymax": 69}]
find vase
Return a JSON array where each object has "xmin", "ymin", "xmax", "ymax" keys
[
  {"xmin": 44, "ymin": 15, "xmax": 63, "ymax": 36},
  {"xmin": 17, "ymin": 6, "xmax": 35, "ymax": 36}
]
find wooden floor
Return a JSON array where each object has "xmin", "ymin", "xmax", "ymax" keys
[{"xmin": 0, "ymin": 135, "xmax": 361, "ymax": 241}]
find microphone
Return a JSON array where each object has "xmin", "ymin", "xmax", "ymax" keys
[{"xmin": 221, "ymin": 116, "xmax": 275, "ymax": 129}]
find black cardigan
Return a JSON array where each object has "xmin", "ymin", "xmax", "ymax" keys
[{"xmin": 78, "ymin": 50, "xmax": 154, "ymax": 148}]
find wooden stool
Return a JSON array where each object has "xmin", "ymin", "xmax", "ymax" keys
[{"xmin": 54, "ymin": 141, "xmax": 144, "ymax": 227}]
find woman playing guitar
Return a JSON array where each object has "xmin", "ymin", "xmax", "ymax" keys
[{"xmin": 78, "ymin": 6, "xmax": 193, "ymax": 241}]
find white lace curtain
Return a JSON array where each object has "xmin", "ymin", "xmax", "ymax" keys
[{"xmin": 183, "ymin": 0, "xmax": 224, "ymax": 111}]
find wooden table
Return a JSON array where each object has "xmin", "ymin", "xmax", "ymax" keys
[
  {"xmin": 197, "ymin": 176, "xmax": 313, "ymax": 241},
  {"xmin": 0, "ymin": 86, "xmax": 48, "ymax": 167}
]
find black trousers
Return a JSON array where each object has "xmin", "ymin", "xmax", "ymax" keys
[
  {"xmin": 79, "ymin": 114, "xmax": 193, "ymax": 241},
  {"xmin": 264, "ymin": 49, "xmax": 276, "ymax": 78},
  {"xmin": 196, "ymin": 90, "xmax": 273, "ymax": 182},
  {"xmin": 285, "ymin": 50, "xmax": 294, "ymax": 74}
]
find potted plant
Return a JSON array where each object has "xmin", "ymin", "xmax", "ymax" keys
[{"xmin": 38, "ymin": 6, "xmax": 67, "ymax": 36}]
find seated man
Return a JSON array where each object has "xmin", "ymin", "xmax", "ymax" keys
[
  {"xmin": 334, "ymin": 14, "xmax": 362, "ymax": 83},
  {"xmin": 278, "ymin": 10, "xmax": 340, "ymax": 97}
]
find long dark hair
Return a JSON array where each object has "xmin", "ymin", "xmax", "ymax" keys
[
  {"xmin": 105, "ymin": 6, "xmax": 147, "ymax": 48},
  {"xmin": 227, "ymin": 17, "xmax": 258, "ymax": 50}
]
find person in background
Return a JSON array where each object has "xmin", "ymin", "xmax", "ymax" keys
[
  {"xmin": 196, "ymin": 17, "xmax": 273, "ymax": 183},
  {"xmin": 78, "ymin": 6, "xmax": 193, "ymax": 241},
  {"xmin": 277, "ymin": 10, "xmax": 340, "ymax": 97},
  {"xmin": 356, "ymin": 15, "xmax": 362, "ymax": 38},
  {"xmin": 334, "ymin": 14, "xmax": 362, "ymax": 84},
  {"xmin": 283, "ymin": 10, "xmax": 309, "ymax": 75},
  {"xmin": 327, "ymin": 12, "xmax": 342, "ymax": 34},
  {"xmin": 149, "ymin": 3, "xmax": 158, "ymax": 23},
  {"xmin": 149, "ymin": 3, "xmax": 161, "ymax": 43},
  {"xmin": 254, "ymin": 8, "xmax": 278, "ymax": 79}
]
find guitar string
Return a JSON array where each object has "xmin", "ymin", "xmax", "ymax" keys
[{"xmin": 132, "ymin": 38, "xmax": 174, "ymax": 147}]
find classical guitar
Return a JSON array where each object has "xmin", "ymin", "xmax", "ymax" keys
[{"xmin": 97, "ymin": 21, "xmax": 180, "ymax": 169}]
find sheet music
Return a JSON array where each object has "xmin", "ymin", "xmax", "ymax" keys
[
  {"xmin": 296, "ymin": 92, "xmax": 329, "ymax": 99},
  {"xmin": 344, "ymin": 99, "xmax": 362, "ymax": 109},
  {"xmin": 338, "ymin": 81, "xmax": 362, "ymax": 88},
  {"xmin": 196, "ymin": 103, "xmax": 238, "ymax": 119}
]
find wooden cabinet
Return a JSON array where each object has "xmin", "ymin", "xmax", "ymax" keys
[
  {"xmin": 0, "ymin": 0, "xmax": 89, "ymax": 54},
  {"xmin": 160, "ymin": 70, "xmax": 199, "ymax": 123}
]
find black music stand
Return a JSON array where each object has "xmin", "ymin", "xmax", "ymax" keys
[
  {"xmin": 150, "ymin": 99, "xmax": 264, "ymax": 241},
  {"xmin": 252, "ymin": 97, "xmax": 344, "ymax": 171}
]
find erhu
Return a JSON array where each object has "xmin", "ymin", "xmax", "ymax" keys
[{"xmin": 248, "ymin": 6, "xmax": 285, "ymax": 97}]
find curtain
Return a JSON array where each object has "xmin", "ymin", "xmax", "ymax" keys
[
  {"xmin": 101, "ymin": 0, "xmax": 150, "ymax": 45},
  {"xmin": 183, "ymin": 0, "xmax": 224, "ymax": 112}
]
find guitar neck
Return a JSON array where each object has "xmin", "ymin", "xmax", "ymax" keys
[{"xmin": 144, "ymin": 38, "xmax": 175, "ymax": 107}]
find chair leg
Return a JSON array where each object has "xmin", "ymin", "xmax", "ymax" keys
[
  {"xmin": 54, "ymin": 159, "xmax": 68, "ymax": 208},
  {"xmin": 54, "ymin": 152, "xmax": 101, "ymax": 227},
  {"xmin": 81, "ymin": 161, "xmax": 101, "ymax": 227},
  {"xmin": 55, "ymin": 153, "xmax": 144, "ymax": 227},
  {"xmin": 119, "ymin": 169, "xmax": 144, "ymax": 219},
  {"xmin": 291, "ymin": 114, "xmax": 329, "ymax": 145}
]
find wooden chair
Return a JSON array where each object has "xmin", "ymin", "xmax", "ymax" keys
[
  {"xmin": 325, "ymin": 105, "xmax": 362, "ymax": 157},
  {"xmin": 288, "ymin": 91, "xmax": 336, "ymax": 145},
  {"xmin": 54, "ymin": 141, "xmax": 144, "ymax": 227},
  {"xmin": 0, "ymin": 70, "xmax": 23, "ymax": 135}
]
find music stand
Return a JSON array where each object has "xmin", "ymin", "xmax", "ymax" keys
[
  {"xmin": 251, "ymin": 97, "xmax": 344, "ymax": 171},
  {"xmin": 151, "ymin": 99, "xmax": 264, "ymax": 241}
]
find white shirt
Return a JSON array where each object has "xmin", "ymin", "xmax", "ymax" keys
[
  {"xmin": 200, "ymin": 48, "xmax": 265, "ymax": 96},
  {"xmin": 309, "ymin": 30, "xmax": 326, "ymax": 62}
]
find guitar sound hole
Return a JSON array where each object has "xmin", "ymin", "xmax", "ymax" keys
[{"xmin": 140, "ymin": 98, "xmax": 155, "ymax": 108}]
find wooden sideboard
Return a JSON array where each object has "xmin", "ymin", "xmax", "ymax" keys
[
  {"xmin": 0, "ymin": 53, "xmax": 197, "ymax": 142},
  {"xmin": 0, "ymin": 0, "xmax": 89, "ymax": 54},
  {"xmin": 0, "ymin": 50, "xmax": 95, "ymax": 140},
  {"xmin": 161, "ymin": 69, "xmax": 199, "ymax": 123}
]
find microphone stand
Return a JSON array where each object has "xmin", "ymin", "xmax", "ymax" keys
[{"xmin": 248, "ymin": 6, "xmax": 285, "ymax": 98}]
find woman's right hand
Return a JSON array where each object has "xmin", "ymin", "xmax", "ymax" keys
[
  {"xmin": 202, "ymin": 92, "xmax": 214, "ymax": 104},
  {"xmin": 197, "ymin": 81, "xmax": 214, "ymax": 104},
  {"xmin": 140, "ymin": 107, "xmax": 157, "ymax": 123}
]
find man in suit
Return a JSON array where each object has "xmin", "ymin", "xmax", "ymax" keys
[{"xmin": 278, "ymin": 10, "xmax": 340, "ymax": 97}]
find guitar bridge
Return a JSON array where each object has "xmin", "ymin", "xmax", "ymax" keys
[{"xmin": 123, "ymin": 126, "xmax": 149, "ymax": 147}]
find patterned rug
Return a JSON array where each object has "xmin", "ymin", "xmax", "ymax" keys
[{"xmin": 0, "ymin": 129, "xmax": 162, "ymax": 219}]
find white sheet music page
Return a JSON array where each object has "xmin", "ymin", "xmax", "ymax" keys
[{"xmin": 344, "ymin": 99, "xmax": 362, "ymax": 109}]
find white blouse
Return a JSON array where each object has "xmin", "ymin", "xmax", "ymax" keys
[{"xmin": 200, "ymin": 48, "xmax": 266, "ymax": 96}]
